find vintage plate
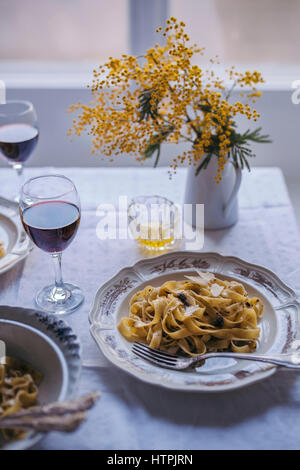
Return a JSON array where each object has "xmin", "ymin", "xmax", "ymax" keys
[
  {"xmin": 0, "ymin": 306, "xmax": 81, "ymax": 450},
  {"xmin": 0, "ymin": 203, "xmax": 33, "ymax": 275},
  {"xmin": 89, "ymin": 252, "xmax": 300, "ymax": 392}
]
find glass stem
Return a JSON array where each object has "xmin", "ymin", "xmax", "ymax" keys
[
  {"xmin": 51, "ymin": 253, "xmax": 70, "ymax": 302},
  {"xmin": 52, "ymin": 252, "xmax": 63, "ymax": 287},
  {"xmin": 12, "ymin": 163, "xmax": 24, "ymax": 200}
]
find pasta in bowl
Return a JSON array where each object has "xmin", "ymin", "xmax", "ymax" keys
[
  {"xmin": 118, "ymin": 271, "xmax": 264, "ymax": 358},
  {"xmin": 0, "ymin": 307, "xmax": 81, "ymax": 449},
  {"xmin": 0, "ymin": 357, "xmax": 42, "ymax": 442}
]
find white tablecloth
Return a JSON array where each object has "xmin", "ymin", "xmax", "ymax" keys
[{"xmin": 1, "ymin": 166, "xmax": 300, "ymax": 450}]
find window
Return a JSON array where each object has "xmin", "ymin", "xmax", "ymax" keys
[
  {"xmin": 0, "ymin": 0, "xmax": 298, "ymax": 177},
  {"xmin": 170, "ymin": 0, "xmax": 300, "ymax": 66},
  {"xmin": 0, "ymin": 0, "xmax": 128, "ymax": 64}
]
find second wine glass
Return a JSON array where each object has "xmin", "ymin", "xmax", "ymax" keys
[
  {"xmin": 0, "ymin": 100, "xmax": 38, "ymax": 197},
  {"xmin": 19, "ymin": 174, "xmax": 84, "ymax": 315}
]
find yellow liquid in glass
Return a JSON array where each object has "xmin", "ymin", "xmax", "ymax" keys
[
  {"xmin": 137, "ymin": 237, "xmax": 175, "ymax": 249},
  {"xmin": 136, "ymin": 222, "xmax": 175, "ymax": 250}
]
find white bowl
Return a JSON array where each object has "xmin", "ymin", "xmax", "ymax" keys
[{"xmin": 0, "ymin": 306, "xmax": 81, "ymax": 450}]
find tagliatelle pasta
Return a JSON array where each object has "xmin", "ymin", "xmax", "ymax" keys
[
  {"xmin": 0, "ymin": 242, "xmax": 5, "ymax": 259},
  {"xmin": 118, "ymin": 271, "xmax": 263, "ymax": 357},
  {"xmin": 0, "ymin": 357, "xmax": 41, "ymax": 442}
]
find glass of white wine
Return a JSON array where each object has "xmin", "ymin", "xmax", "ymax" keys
[{"xmin": 128, "ymin": 195, "xmax": 181, "ymax": 251}]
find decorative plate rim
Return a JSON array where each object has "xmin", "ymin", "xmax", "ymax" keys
[
  {"xmin": 0, "ymin": 209, "xmax": 33, "ymax": 276},
  {"xmin": 0, "ymin": 305, "xmax": 82, "ymax": 450},
  {"xmin": 89, "ymin": 251, "xmax": 299, "ymax": 392}
]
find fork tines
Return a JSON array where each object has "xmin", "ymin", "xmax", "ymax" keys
[{"xmin": 132, "ymin": 342, "xmax": 178, "ymax": 368}]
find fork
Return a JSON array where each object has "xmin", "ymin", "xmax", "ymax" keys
[{"xmin": 132, "ymin": 342, "xmax": 300, "ymax": 370}]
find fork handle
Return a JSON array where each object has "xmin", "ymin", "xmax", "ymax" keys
[{"xmin": 197, "ymin": 352, "xmax": 300, "ymax": 369}]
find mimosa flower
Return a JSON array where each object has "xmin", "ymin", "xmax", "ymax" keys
[{"xmin": 69, "ymin": 18, "xmax": 270, "ymax": 181}]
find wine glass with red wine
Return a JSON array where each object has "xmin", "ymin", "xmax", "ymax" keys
[
  {"xmin": 0, "ymin": 100, "xmax": 38, "ymax": 198},
  {"xmin": 19, "ymin": 175, "xmax": 84, "ymax": 315}
]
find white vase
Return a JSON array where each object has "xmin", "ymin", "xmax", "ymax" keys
[{"xmin": 184, "ymin": 157, "xmax": 242, "ymax": 230}]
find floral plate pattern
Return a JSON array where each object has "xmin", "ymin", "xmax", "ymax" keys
[{"xmin": 89, "ymin": 252, "xmax": 300, "ymax": 392}]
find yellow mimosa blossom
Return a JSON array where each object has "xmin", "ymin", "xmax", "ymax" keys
[{"xmin": 69, "ymin": 18, "xmax": 270, "ymax": 181}]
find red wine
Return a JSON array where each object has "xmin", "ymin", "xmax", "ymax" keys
[
  {"xmin": 0, "ymin": 123, "xmax": 39, "ymax": 163},
  {"xmin": 21, "ymin": 201, "xmax": 80, "ymax": 253}
]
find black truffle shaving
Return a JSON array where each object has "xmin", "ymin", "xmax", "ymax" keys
[
  {"xmin": 177, "ymin": 293, "xmax": 190, "ymax": 307},
  {"xmin": 213, "ymin": 316, "xmax": 224, "ymax": 328}
]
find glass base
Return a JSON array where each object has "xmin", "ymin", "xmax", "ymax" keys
[{"xmin": 35, "ymin": 283, "xmax": 84, "ymax": 315}]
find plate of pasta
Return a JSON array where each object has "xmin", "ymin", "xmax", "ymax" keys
[{"xmin": 89, "ymin": 252, "xmax": 299, "ymax": 392}]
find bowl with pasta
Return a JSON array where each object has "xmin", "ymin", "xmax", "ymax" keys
[
  {"xmin": 89, "ymin": 251, "xmax": 299, "ymax": 392},
  {"xmin": 0, "ymin": 306, "xmax": 81, "ymax": 449}
]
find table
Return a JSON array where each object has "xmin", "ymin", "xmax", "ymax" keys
[{"xmin": 1, "ymin": 166, "xmax": 300, "ymax": 450}]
